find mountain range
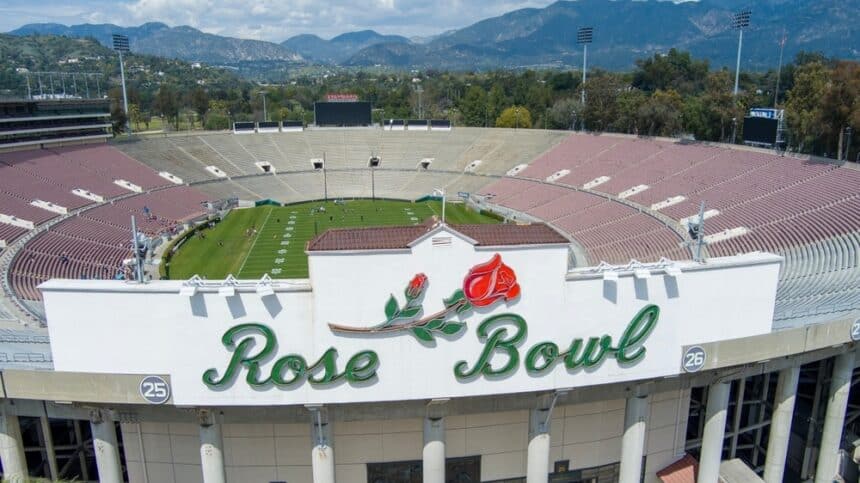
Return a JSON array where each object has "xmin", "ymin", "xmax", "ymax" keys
[
  {"xmin": 9, "ymin": 22, "xmax": 303, "ymax": 65},
  {"xmin": 8, "ymin": 0, "xmax": 859, "ymax": 72}
]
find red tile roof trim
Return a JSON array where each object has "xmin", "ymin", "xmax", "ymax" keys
[{"xmin": 306, "ymin": 220, "xmax": 568, "ymax": 252}]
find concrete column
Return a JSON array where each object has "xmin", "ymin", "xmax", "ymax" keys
[
  {"xmin": 0, "ymin": 404, "xmax": 27, "ymax": 482},
  {"xmin": 310, "ymin": 407, "xmax": 335, "ymax": 483},
  {"xmin": 39, "ymin": 414, "xmax": 58, "ymax": 481},
  {"xmin": 763, "ymin": 366, "xmax": 800, "ymax": 483},
  {"xmin": 814, "ymin": 350, "xmax": 856, "ymax": 483},
  {"xmin": 526, "ymin": 406, "xmax": 551, "ymax": 483},
  {"xmin": 199, "ymin": 410, "xmax": 226, "ymax": 483},
  {"xmin": 423, "ymin": 417, "xmax": 445, "ymax": 483},
  {"xmin": 699, "ymin": 381, "xmax": 731, "ymax": 483},
  {"xmin": 90, "ymin": 409, "xmax": 123, "ymax": 483},
  {"xmin": 619, "ymin": 395, "xmax": 649, "ymax": 483}
]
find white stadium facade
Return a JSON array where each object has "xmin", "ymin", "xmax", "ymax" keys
[{"xmin": 0, "ymin": 101, "xmax": 859, "ymax": 483}]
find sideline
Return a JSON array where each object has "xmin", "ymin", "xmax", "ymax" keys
[{"xmin": 237, "ymin": 207, "xmax": 274, "ymax": 277}]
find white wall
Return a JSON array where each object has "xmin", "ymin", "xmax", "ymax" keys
[
  {"xmin": 43, "ymin": 246, "xmax": 780, "ymax": 406},
  {"xmin": 121, "ymin": 389, "xmax": 690, "ymax": 483}
]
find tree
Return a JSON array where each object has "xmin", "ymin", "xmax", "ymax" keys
[
  {"xmin": 785, "ymin": 61, "xmax": 830, "ymax": 153},
  {"xmin": 495, "ymin": 106, "xmax": 532, "ymax": 129},
  {"xmin": 637, "ymin": 90, "xmax": 684, "ymax": 137},
  {"xmin": 819, "ymin": 61, "xmax": 860, "ymax": 157},
  {"xmin": 458, "ymin": 86, "xmax": 488, "ymax": 127},
  {"xmin": 613, "ymin": 89, "xmax": 647, "ymax": 134},
  {"xmin": 204, "ymin": 112, "xmax": 229, "ymax": 130},
  {"xmin": 582, "ymin": 73, "xmax": 624, "ymax": 132},
  {"xmin": 128, "ymin": 103, "xmax": 143, "ymax": 131},
  {"xmin": 154, "ymin": 85, "xmax": 180, "ymax": 130},
  {"xmin": 547, "ymin": 97, "xmax": 583, "ymax": 130},
  {"xmin": 487, "ymin": 84, "xmax": 507, "ymax": 126},
  {"xmin": 633, "ymin": 49, "xmax": 709, "ymax": 95},
  {"xmin": 190, "ymin": 87, "xmax": 209, "ymax": 119}
]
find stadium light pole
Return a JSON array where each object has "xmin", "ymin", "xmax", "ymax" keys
[
  {"xmin": 577, "ymin": 27, "xmax": 593, "ymax": 108},
  {"xmin": 732, "ymin": 10, "xmax": 751, "ymax": 97},
  {"xmin": 112, "ymin": 34, "xmax": 132, "ymax": 136}
]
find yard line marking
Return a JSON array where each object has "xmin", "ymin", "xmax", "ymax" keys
[{"xmin": 237, "ymin": 207, "xmax": 274, "ymax": 277}]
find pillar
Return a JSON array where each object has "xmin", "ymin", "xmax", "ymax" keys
[
  {"xmin": 310, "ymin": 407, "xmax": 335, "ymax": 483},
  {"xmin": 763, "ymin": 366, "xmax": 800, "ymax": 483},
  {"xmin": 423, "ymin": 417, "xmax": 445, "ymax": 483},
  {"xmin": 526, "ymin": 406, "xmax": 551, "ymax": 483},
  {"xmin": 39, "ymin": 414, "xmax": 58, "ymax": 481},
  {"xmin": 0, "ymin": 404, "xmax": 27, "ymax": 482},
  {"xmin": 619, "ymin": 395, "xmax": 649, "ymax": 483},
  {"xmin": 698, "ymin": 381, "xmax": 731, "ymax": 483},
  {"xmin": 814, "ymin": 350, "xmax": 856, "ymax": 483},
  {"xmin": 199, "ymin": 410, "xmax": 226, "ymax": 483},
  {"xmin": 90, "ymin": 409, "xmax": 123, "ymax": 483}
]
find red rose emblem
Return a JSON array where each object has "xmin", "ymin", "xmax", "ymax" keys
[
  {"xmin": 405, "ymin": 273, "xmax": 428, "ymax": 300},
  {"xmin": 462, "ymin": 254, "xmax": 520, "ymax": 307}
]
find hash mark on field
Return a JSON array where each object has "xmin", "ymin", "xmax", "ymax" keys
[{"xmin": 237, "ymin": 207, "xmax": 274, "ymax": 277}]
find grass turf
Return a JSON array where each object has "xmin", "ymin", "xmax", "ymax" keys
[{"xmin": 165, "ymin": 199, "xmax": 498, "ymax": 280}]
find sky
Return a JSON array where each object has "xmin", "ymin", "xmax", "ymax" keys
[{"xmin": 0, "ymin": 0, "xmax": 563, "ymax": 42}]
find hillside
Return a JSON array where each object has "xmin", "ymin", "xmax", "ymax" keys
[
  {"xmin": 282, "ymin": 30, "xmax": 410, "ymax": 64},
  {"xmin": 9, "ymin": 22, "xmax": 303, "ymax": 65},
  {"xmin": 7, "ymin": 0, "xmax": 859, "ymax": 72},
  {"xmin": 344, "ymin": 0, "xmax": 859, "ymax": 70},
  {"xmin": 0, "ymin": 33, "xmax": 246, "ymax": 100}
]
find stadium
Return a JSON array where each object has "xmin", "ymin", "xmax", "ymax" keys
[{"xmin": 0, "ymin": 96, "xmax": 858, "ymax": 483}]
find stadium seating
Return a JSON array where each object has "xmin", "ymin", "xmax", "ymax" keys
[
  {"xmin": 8, "ymin": 185, "xmax": 209, "ymax": 302},
  {"xmin": 3, "ymin": 129, "xmax": 860, "ymax": 325}
]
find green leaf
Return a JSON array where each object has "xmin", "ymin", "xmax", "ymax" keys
[
  {"xmin": 425, "ymin": 318, "xmax": 445, "ymax": 330},
  {"xmin": 412, "ymin": 327, "xmax": 434, "ymax": 342},
  {"xmin": 385, "ymin": 295, "xmax": 398, "ymax": 320},
  {"xmin": 399, "ymin": 306, "xmax": 421, "ymax": 319},
  {"xmin": 440, "ymin": 322, "xmax": 465, "ymax": 335},
  {"xmin": 456, "ymin": 301, "xmax": 472, "ymax": 314},
  {"xmin": 443, "ymin": 289, "xmax": 466, "ymax": 308}
]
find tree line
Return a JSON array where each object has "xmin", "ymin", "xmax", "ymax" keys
[{"xmin": 95, "ymin": 48, "xmax": 858, "ymax": 161}]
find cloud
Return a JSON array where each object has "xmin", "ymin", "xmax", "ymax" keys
[{"xmin": 2, "ymin": 0, "xmax": 558, "ymax": 41}]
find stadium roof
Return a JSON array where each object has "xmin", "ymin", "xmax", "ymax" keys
[{"xmin": 306, "ymin": 220, "xmax": 568, "ymax": 252}]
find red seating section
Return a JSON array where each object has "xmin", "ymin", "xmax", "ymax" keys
[
  {"xmin": 0, "ymin": 144, "xmax": 174, "ymax": 246},
  {"xmin": 9, "ymin": 186, "xmax": 209, "ymax": 301},
  {"xmin": 482, "ymin": 134, "xmax": 860, "ymax": 265}
]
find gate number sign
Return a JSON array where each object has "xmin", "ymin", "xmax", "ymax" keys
[
  {"xmin": 682, "ymin": 346, "xmax": 706, "ymax": 373},
  {"xmin": 139, "ymin": 375, "xmax": 170, "ymax": 404}
]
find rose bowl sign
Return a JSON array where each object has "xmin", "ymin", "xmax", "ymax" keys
[
  {"xmin": 203, "ymin": 254, "xmax": 659, "ymax": 391},
  {"xmin": 42, "ymin": 223, "xmax": 782, "ymax": 406}
]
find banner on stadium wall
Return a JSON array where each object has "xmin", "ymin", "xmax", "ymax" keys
[{"xmin": 42, "ymin": 233, "xmax": 781, "ymax": 406}]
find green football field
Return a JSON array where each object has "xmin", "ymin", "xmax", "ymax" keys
[{"xmin": 165, "ymin": 199, "xmax": 498, "ymax": 280}]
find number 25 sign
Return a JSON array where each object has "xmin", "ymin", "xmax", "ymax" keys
[{"xmin": 139, "ymin": 375, "xmax": 171, "ymax": 404}]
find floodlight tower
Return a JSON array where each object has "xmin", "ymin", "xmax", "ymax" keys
[
  {"xmin": 112, "ymin": 34, "xmax": 132, "ymax": 135},
  {"xmin": 577, "ymin": 27, "xmax": 593, "ymax": 107},
  {"xmin": 731, "ymin": 10, "xmax": 751, "ymax": 97}
]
